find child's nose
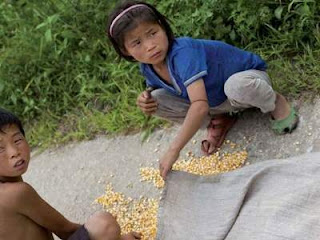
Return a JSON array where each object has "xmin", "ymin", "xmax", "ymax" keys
[
  {"xmin": 145, "ymin": 40, "xmax": 156, "ymax": 51},
  {"xmin": 8, "ymin": 145, "xmax": 19, "ymax": 158}
]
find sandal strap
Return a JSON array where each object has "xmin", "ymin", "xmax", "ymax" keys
[
  {"xmin": 201, "ymin": 115, "xmax": 237, "ymax": 155},
  {"xmin": 271, "ymin": 106, "xmax": 298, "ymax": 134}
]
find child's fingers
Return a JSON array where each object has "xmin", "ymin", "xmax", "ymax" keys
[
  {"xmin": 138, "ymin": 102, "xmax": 158, "ymax": 114},
  {"xmin": 137, "ymin": 99, "xmax": 156, "ymax": 107},
  {"xmin": 159, "ymin": 164, "xmax": 167, "ymax": 180},
  {"xmin": 137, "ymin": 94, "xmax": 156, "ymax": 105},
  {"xmin": 131, "ymin": 232, "xmax": 142, "ymax": 239},
  {"xmin": 142, "ymin": 96, "xmax": 156, "ymax": 103},
  {"xmin": 136, "ymin": 91, "xmax": 158, "ymax": 115},
  {"xmin": 142, "ymin": 90, "xmax": 151, "ymax": 99},
  {"xmin": 136, "ymin": 102, "xmax": 157, "ymax": 112},
  {"xmin": 139, "ymin": 101, "xmax": 158, "ymax": 108},
  {"xmin": 162, "ymin": 169, "xmax": 168, "ymax": 181}
]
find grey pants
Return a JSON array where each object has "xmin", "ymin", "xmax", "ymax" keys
[{"xmin": 150, "ymin": 70, "xmax": 276, "ymax": 126}]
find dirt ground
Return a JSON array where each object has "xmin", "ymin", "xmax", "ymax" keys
[{"xmin": 24, "ymin": 97, "xmax": 320, "ymax": 238}]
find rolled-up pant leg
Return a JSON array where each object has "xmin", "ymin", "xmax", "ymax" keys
[
  {"xmin": 224, "ymin": 70, "xmax": 276, "ymax": 113},
  {"xmin": 151, "ymin": 70, "xmax": 276, "ymax": 127},
  {"xmin": 151, "ymin": 89, "xmax": 237, "ymax": 128},
  {"xmin": 151, "ymin": 89, "xmax": 193, "ymax": 125}
]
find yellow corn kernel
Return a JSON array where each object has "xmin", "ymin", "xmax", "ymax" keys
[{"xmin": 96, "ymin": 149, "xmax": 248, "ymax": 239}]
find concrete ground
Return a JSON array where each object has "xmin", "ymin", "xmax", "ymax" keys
[{"xmin": 24, "ymin": 97, "xmax": 320, "ymax": 237}]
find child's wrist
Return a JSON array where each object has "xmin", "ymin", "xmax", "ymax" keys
[{"xmin": 168, "ymin": 144, "xmax": 181, "ymax": 153}]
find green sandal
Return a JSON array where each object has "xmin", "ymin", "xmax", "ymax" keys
[{"xmin": 271, "ymin": 106, "xmax": 299, "ymax": 134}]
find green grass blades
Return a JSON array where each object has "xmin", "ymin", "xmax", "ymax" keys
[{"xmin": 1, "ymin": 0, "xmax": 319, "ymax": 148}]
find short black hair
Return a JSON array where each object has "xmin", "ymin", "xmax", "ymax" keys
[
  {"xmin": 107, "ymin": 0, "xmax": 174, "ymax": 62},
  {"xmin": 0, "ymin": 108, "xmax": 25, "ymax": 136}
]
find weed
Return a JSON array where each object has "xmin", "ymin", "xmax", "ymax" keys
[{"xmin": 0, "ymin": 0, "xmax": 319, "ymax": 147}]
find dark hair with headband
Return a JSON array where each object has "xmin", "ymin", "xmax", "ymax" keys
[
  {"xmin": 107, "ymin": 0, "xmax": 174, "ymax": 61},
  {"xmin": 0, "ymin": 108, "xmax": 25, "ymax": 136}
]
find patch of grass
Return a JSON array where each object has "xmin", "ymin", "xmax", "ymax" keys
[
  {"xmin": 27, "ymin": 106, "xmax": 166, "ymax": 151},
  {"xmin": 269, "ymin": 55, "xmax": 320, "ymax": 97},
  {"xmin": 1, "ymin": 0, "xmax": 320, "ymax": 148}
]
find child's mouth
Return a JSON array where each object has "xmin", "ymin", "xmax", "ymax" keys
[
  {"xmin": 151, "ymin": 51, "xmax": 161, "ymax": 59},
  {"xmin": 14, "ymin": 160, "xmax": 25, "ymax": 168}
]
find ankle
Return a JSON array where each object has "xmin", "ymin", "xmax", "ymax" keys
[{"xmin": 271, "ymin": 94, "xmax": 290, "ymax": 120}]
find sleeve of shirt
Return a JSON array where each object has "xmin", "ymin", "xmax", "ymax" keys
[
  {"xmin": 217, "ymin": 41, "xmax": 267, "ymax": 71},
  {"xmin": 247, "ymin": 53, "xmax": 267, "ymax": 70},
  {"xmin": 145, "ymin": 77, "xmax": 156, "ymax": 88},
  {"xmin": 171, "ymin": 46, "xmax": 208, "ymax": 88}
]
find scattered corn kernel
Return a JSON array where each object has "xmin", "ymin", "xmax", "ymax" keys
[
  {"xmin": 126, "ymin": 183, "xmax": 133, "ymax": 189},
  {"xmin": 140, "ymin": 168, "xmax": 164, "ymax": 189},
  {"xmin": 95, "ymin": 184, "xmax": 158, "ymax": 239},
  {"xmin": 96, "ymin": 149, "xmax": 248, "ymax": 239},
  {"xmin": 186, "ymin": 151, "xmax": 193, "ymax": 157}
]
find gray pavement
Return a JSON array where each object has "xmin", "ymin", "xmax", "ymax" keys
[{"xmin": 24, "ymin": 98, "xmax": 320, "ymax": 237}]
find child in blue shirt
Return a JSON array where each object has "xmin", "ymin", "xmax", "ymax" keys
[{"xmin": 107, "ymin": 0, "xmax": 298, "ymax": 180}]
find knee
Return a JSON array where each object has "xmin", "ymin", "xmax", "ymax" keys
[
  {"xmin": 225, "ymin": 73, "xmax": 267, "ymax": 103},
  {"xmin": 225, "ymin": 74, "xmax": 252, "ymax": 99},
  {"xmin": 150, "ymin": 88, "xmax": 167, "ymax": 102},
  {"xmin": 85, "ymin": 212, "xmax": 120, "ymax": 240}
]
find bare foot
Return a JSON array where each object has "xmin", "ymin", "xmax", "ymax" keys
[
  {"xmin": 201, "ymin": 114, "xmax": 237, "ymax": 155},
  {"xmin": 271, "ymin": 93, "xmax": 291, "ymax": 120}
]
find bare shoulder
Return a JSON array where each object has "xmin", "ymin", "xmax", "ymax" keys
[
  {"xmin": 0, "ymin": 182, "xmax": 54, "ymax": 240},
  {"xmin": 0, "ymin": 182, "xmax": 38, "ymax": 210}
]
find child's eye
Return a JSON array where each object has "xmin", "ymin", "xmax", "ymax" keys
[
  {"xmin": 133, "ymin": 41, "xmax": 141, "ymax": 47},
  {"xmin": 0, "ymin": 147, "xmax": 5, "ymax": 153},
  {"xmin": 14, "ymin": 138, "xmax": 23, "ymax": 144},
  {"xmin": 149, "ymin": 31, "xmax": 157, "ymax": 37}
]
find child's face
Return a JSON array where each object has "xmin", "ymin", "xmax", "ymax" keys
[
  {"xmin": 0, "ymin": 124, "xmax": 30, "ymax": 181},
  {"xmin": 123, "ymin": 21, "xmax": 169, "ymax": 67}
]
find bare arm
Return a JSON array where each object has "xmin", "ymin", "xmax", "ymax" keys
[
  {"xmin": 159, "ymin": 79, "xmax": 209, "ymax": 179},
  {"xmin": 170, "ymin": 79, "xmax": 209, "ymax": 152},
  {"xmin": 11, "ymin": 182, "xmax": 80, "ymax": 239}
]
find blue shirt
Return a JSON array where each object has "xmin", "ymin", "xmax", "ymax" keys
[{"xmin": 140, "ymin": 37, "xmax": 267, "ymax": 107}]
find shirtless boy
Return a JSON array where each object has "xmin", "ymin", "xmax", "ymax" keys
[{"xmin": 0, "ymin": 108, "xmax": 141, "ymax": 240}]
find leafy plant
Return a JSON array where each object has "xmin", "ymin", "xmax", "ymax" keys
[{"xmin": 0, "ymin": 0, "xmax": 319, "ymax": 148}]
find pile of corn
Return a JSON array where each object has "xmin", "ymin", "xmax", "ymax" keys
[
  {"xmin": 96, "ymin": 142, "xmax": 248, "ymax": 239},
  {"xmin": 140, "ymin": 150, "xmax": 248, "ymax": 189},
  {"xmin": 95, "ymin": 184, "xmax": 158, "ymax": 239},
  {"xmin": 139, "ymin": 167, "xmax": 164, "ymax": 189}
]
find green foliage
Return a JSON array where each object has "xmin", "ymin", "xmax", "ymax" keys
[
  {"xmin": 0, "ymin": 0, "xmax": 319, "ymax": 147},
  {"xmin": 155, "ymin": 0, "xmax": 320, "ymax": 50},
  {"xmin": 0, "ymin": 0, "xmax": 118, "ymax": 118}
]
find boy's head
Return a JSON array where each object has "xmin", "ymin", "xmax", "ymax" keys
[
  {"xmin": 107, "ymin": 0, "xmax": 174, "ymax": 62},
  {"xmin": 0, "ymin": 109, "xmax": 30, "ymax": 182}
]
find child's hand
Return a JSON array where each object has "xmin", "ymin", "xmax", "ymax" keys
[
  {"xmin": 159, "ymin": 149, "xmax": 179, "ymax": 180},
  {"xmin": 136, "ymin": 90, "xmax": 158, "ymax": 115},
  {"xmin": 121, "ymin": 231, "xmax": 142, "ymax": 240}
]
